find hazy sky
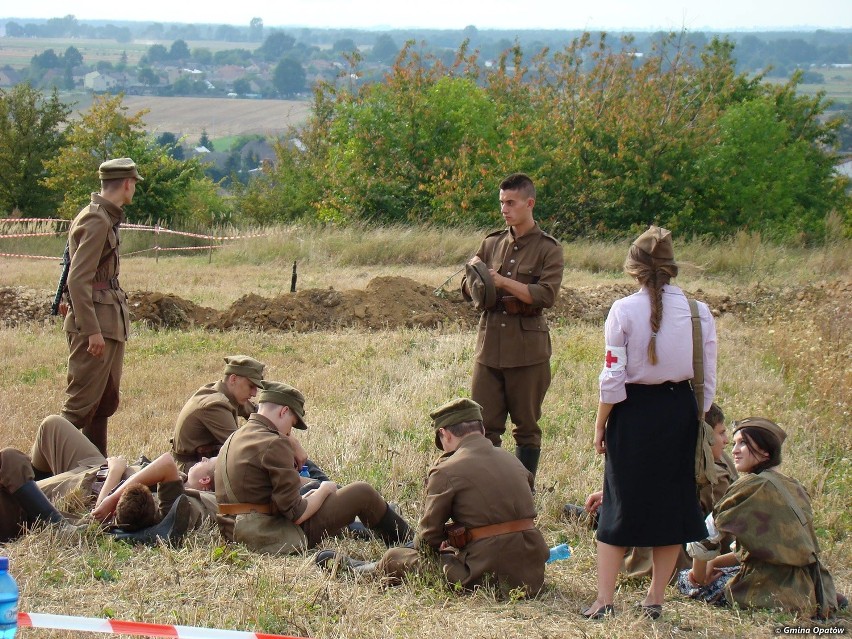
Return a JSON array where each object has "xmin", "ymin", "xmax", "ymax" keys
[{"xmin": 4, "ymin": 0, "xmax": 850, "ymax": 31}]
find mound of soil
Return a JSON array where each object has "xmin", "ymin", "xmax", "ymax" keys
[{"xmin": 1, "ymin": 276, "xmax": 848, "ymax": 332}]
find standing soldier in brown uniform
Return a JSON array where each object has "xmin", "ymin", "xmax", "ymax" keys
[
  {"xmin": 316, "ymin": 399, "xmax": 549, "ymax": 597},
  {"xmin": 461, "ymin": 173, "xmax": 564, "ymax": 481},
  {"xmin": 216, "ymin": 382, "xmax": 411, "ymax": 555},
  {"xmin": 170, "ymin": 356, "xmax": 265, "ymax": 473},
  {"xmin": 60, "ymin": 158, "xmax": 140, "ymax": 456}
]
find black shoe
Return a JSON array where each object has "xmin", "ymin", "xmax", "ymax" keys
[
  {"xmin": 314, "ymin": 550, "xmax": 377, "ymax": 574},
  {"xmin": 581, "ymin": 604, "xmax": 614, "ymax": 620},
  {"xmin": 636, "ymin": 603, "xmax": 662, "ymax": 619},
  {"xmin": 563, "ymin": 503, "xmax": 599, "ymax": 529},
  {"xmin": 12, "ymin": 481, "xmax": 67, "ymax": 526},
  {"xmin": 372, "ymin": 503, "xmax": 413, "ymax": 547}
]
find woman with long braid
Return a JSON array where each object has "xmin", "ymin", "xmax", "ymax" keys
[{"xmin": 582, "ymin": 226, "xmax": 717, "ymax": 620}]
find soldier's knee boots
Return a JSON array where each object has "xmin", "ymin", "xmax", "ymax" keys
[
  {"xmin": 109, "ymin": 495, "xmax": 191, "ymax": 546},
  {"xmin": 515, "ymin": 446, "xmax": 541, "ymax": 479},
  {"xmin": 371, "ymin": 503, "xmax": 413, "ymax": 547},
  {"xmin": 82, "ymin": 415, "xmax": 109, "ymax": 457},
  {"xmin": 11, "ymin": 481, "xmax": 68, "ymax": 526}
]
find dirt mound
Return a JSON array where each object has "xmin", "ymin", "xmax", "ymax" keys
[
  {"xmin": 2, "ymin": 277, "xmax": 848, "ymax": 332},
  {"xmin": 212, "ymin": 276, "xmax": 475, "ymax": 331}
]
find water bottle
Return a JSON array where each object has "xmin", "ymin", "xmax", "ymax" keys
[
  {"xmin": 299, "ymin": 465, "xmax": 310, "ymax": 478},
  {"xmin": 546, "ymin": 543, "xmax": 572, "ymax": 563},
  {"xmin": 0, "ymin": 557, "xmax": 19, "ymax": 639}
]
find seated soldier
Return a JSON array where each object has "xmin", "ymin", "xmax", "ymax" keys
[
  {"xmin": 564, "ymin": 403, "xmax": 737, "ymax": 580},
  {"xmin": 170, "ymin": 355, "xmax": 265, "ymax": 472},
  {"xmin": 170, "ymin": 355, "xmax": 330, "ymax": 482},
  {"xmin": 316, "ymin": 398, "xmax": 550, "ymax": 599},
  {"xmin": 216, "ymin": 381, "xmax": 411, "ymax": 555}
]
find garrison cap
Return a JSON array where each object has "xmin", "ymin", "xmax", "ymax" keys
[
  {"xmin": 430, "ymin": 398, "xmax": 483, "ymax": 450},
  {"xmin": 732, "ymin": 417, "xmax": 787, "ymax": 445},
  {"xmin": 258, "ymin": 381, "xmax": 308, "ymax": 430},
  {"xmin": 633, "ymin": 225, "xmax": 675, "ymax": 262},
  {"xmin": 98, "ymin": 157, "xmax": 144, "ymax": 181},
  {"xmin": 464, "ymin": 259, "xmax": 497, "ymax": 312},
  {"xmin": 223, "ymin": 355, "xmax": 265, "ymax": 387}
]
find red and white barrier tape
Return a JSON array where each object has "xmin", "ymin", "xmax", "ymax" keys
[
  {"xmin": 18, "ymin": 612, "xmax": 311, "ymax": 639},
  {"xmin": 0, "ymin": 252, "xmax": 61, "ymax": 260},
  {"xmin": 0, "ymin": 231, "xmax": 65, "ymax": 239},
  {"xmin": 0, "ymin": 218, "xmax": 69, "ymax": 223}
]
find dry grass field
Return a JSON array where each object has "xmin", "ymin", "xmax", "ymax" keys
[
  {"xmin": 63, "ymin": 94, "xmax": 312, "ymax": 139},
  {"xmin": 0, "ymin": 226, "xmax": 849, "ymax": 639}
]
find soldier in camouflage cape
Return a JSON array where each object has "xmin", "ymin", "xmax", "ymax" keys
[{"xmin": 679, "ymin": 417, "xmax": 840, "ymax": 619}]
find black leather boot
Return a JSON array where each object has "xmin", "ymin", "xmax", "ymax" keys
[
  {"xmin": 109, "ymin": 495, "xmax": 191, "ymax": 546},
  {"xmin": 515, "ymin": 446, "xmax": 541, "ymax": 477},
  {"xmin": 371, "ymin": 503, "xmax": 413, "ymax": 547},
  {"xmin": 315, "ymin": 550, "xmax": 378, "ymax": 574},
  {"xmin": 11, "ymin": 481, "xmax": 67, "ymax": 525},
  {"xmin": 82, "ymin": 415, "xmax": 109, "ymax": 457}
]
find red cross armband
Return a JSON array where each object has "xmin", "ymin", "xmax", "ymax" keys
[{"xmin": 603, "ymin": 346, "xmax": 626, "ymax": 372}]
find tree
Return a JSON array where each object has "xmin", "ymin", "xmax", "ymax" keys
[
  {"xmin": 333, "ymin": 38, "xmax": 357, "ymax": 55},
  {"xmin": 199, "ymin": 129, "xmax": 214, "ymax": 151},
  {"xmin": 157, "ymin": 132, "xmax": 184, "ymax": 160},
  {"xmin": 192, "ymin": 48, "xmax": 212, "ymax": 65},
  {"xmin": 0, "ymin": 83, "xmax": 70, "ymax": 216},
  {"xmin": 249, "ymin": 18, "xmax": 264, "ymax": 42},
  {"xmin": 5, "ymin": 21, "xmax": 23, "ymax": 37},
  {"xmin": 41, "ymin": 94, "xmax": 221, "ymax": 226},
  {"xmin": 63, "ymin": 46, "xmax": 83, "ymax": 69},
  {"xmin": 169, "ymin": 40, "xmax": 191, "ymax": 62},
  {"xmin": 371, "ymin": 34, "xmax": 399, "ymax": 64},
  {"xmin": 233, "ymin": 78, "xmax": 251, "ymax": 95},
  {"xmin": 137, "ymin": 67, "xmax": 160, "ymax": 87},
  {"xmin": 144, "ymin": 44, "xmax": 169, "ymax": 64},
  {"xmin": 257, "ymin": 31, "xmax": 295, "ymax": 61},
  {"xmin": 273, "ymin": 58, "xmax": 305, "ymax": 97}
]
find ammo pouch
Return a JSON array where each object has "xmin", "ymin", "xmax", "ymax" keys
[{"xmin": 444, "ymin": 522, "xmax": 471, "ymax": 549}]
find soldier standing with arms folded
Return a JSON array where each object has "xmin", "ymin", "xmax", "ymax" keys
[
  {"xmin": 461, "ymin": 173, "xmax": 564, "ymax": 483},
  {"xmin": 59, "ymin": 158, "xmax": 140, "ymax": 457}
]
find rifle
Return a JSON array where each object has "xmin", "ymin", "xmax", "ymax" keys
[{"xmin": 50, "ymin": 241, "xmax": 70, "ymax": 316}]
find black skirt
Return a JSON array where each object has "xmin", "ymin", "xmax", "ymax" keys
[{"xmin": 596, "ymin": 381, "xmax": 708, "ymax": 547}]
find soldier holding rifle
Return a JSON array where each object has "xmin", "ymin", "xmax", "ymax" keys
[{"xmin": 56, "ymin": 158, "xmax": 140, "ymax": 457}]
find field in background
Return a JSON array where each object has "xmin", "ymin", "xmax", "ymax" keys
[{"xmin": 0, "ymin": 228, "xmax": 849, "ymax": 638}]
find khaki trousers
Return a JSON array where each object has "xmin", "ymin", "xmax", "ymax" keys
[
  {"xmin": 471, "ymin": 360, "xmax": 552, "ymax": 448},
  {"xmin": 61, "ymin": 331, "xmax": 124, "ymax": 454},
  {"xmin": 300, "ymin": 481, "xmax": 388, "ymax": 548},
  {"xmin": 30, "ymin": 414, "xmax": 106, "ymax": 475}
]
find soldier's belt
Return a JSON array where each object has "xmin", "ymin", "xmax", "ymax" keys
[
  {"xmin": 218, "ymin": 502, "xmax": 273, "ymax": 515},
  {"xmin": 92, "ymin": 277, "xmax": 121, "ymax": 291},
  {"xmin": 493, "ymin": 296, "xmax": 542, "ymax": 317},
  {"xmin": 468, "ymin": 518, "xmax": 536, "ymax": 542}
]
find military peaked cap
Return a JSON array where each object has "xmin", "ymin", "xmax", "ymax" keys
[
  {"xmin": 430, "ymin": 398, "xmax": 483, "ymax": 450},
  {"xmin": 223, "ymin": 355, "xmax": 265, "ymax": 387},
  {"xmin": 732, "ymin": 417, "xmax": 787, "ymax": 445},
  {"xmin": 464, "ymin": 259, "xmax": 497, "ymax": 311},
  {"xmin": 98, "ymin": 157, "xmax": 144, "ymax": 181},
  {"xmin": 258, "ymin": 381, "xmax": 308, "ymax": 430}
]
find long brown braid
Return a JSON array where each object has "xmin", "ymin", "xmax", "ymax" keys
[{"xmin": 624, "ymin": 244, "xmax": 678, "ymax": 365}]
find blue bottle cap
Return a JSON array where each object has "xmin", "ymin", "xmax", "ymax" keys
[{"xmin": 0, "ymin": 557, "xmax": 7, "ymax": 571}]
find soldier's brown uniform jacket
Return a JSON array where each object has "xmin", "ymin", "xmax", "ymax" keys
[
  {"xmin": 714, "ymin": 469, "xmax": 838, "ymax": 616},
  {"xmin": 63, "ymin": 194, "xmax": 129, "ymax": 341},
  {"xmin": 171, "ymin": 380, "xmax": 254, "ymax": 471},
  {"xmin": 464, "ymin": 224, "xmax": 563, "ymax": 369},
  {"xmin": 384, "ymin": 435, "xmax": 549, "ymax": 595},
  {"xmin": 216, "ymin": 414, "xmax": 305, "ymax": 520},
  {"xmin": 622, "ymin": 452, "xmax": 738, "ymax": 578}
]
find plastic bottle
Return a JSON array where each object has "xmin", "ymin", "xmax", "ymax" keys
[
  {"xmin": 546, "ymin": 543, "xmax": 572, "ymax": 563},
  {"xmin": 0, "ymin": 557, "xmax": 18, "ymax": 639},
  {"xmin": 299, "ymin": 465, "xmax": 310, "ymax": 478}
]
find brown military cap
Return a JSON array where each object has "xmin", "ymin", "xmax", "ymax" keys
[
  {"xmin": 732, "ymin": 417, "xmax": 787, "ymax": 445},
  {"xmin": 98, "ymin": 157, "xmax": 144, "ymax": 181},
  {"xmin": 223, "ymin": 355, "xmax": 265, "ymax": 387},
  {"xmin": 258, "ymin": 381, "xmax": 308, "ymax": 429},
  {"xmin": 464, "ymin": 259, "xmax": 497, "ymax": 311},
  {"xmin": 430, "ymin": 398, "xmax": 483, "ymax": 450},
  {"xmin": 633, "ymin": 225, "xmax": 675, "ymax": 261}
]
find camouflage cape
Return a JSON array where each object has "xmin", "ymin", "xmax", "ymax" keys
[{"xmin": 714, "ymin": 469, "xmax": 837, "ymax": 617}]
